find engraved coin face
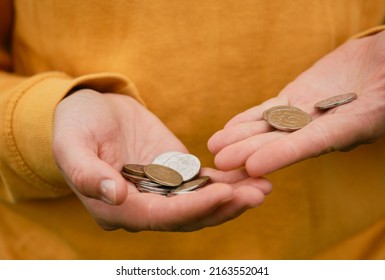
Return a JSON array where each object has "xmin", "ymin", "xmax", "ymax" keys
[
  {"xmin": 266, "ymin": 106, "xmax": 312, "ymax": 131},
  {"xmin": 314, "ymin": 92, "xmax": 357, "ymax": 110},
  {"xmin": 143, "ymin": 164, "xmax": 183, "ymax": 187},
  {"xmin": 263, "ymin": 105, "xmax": 303, "ymax": 121},
  {"xmin": 168, "ymin": 176, "xmax": 210, "ymax": 196},
  {"xmin": 122, "ymin": 164, "xmax": 145, "ymax": 176},
  {"xmin": 152, "ymin": 151, "xmax": 184, "ymax": 165},
  {"xmin": 163, "ymin": 153, "xmax": 201, "ymax": 181}
]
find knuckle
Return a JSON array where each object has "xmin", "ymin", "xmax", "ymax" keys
[{"xmin": 68, "ymin": 166, "xmax": 89, "ymax": 194}]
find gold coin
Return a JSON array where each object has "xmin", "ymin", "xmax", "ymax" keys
[
  {"xmin": 314, "ymin": 92, "xmax": 357, "ymax": 110},
  {"xmin": 266, "ymin": 106, "xmax": 311, "ymax": 131},
  {"xmin": 143, "ymin": 164, "xmax": 183, "ymax": 187},
  {"xmin": 122, "ymin": 164, "xmax": 145, "ymax": 176},
  {"xmin": 263, "ymin": 105, "xmax": 303, "ymax": 121}
]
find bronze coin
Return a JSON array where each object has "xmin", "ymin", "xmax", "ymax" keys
[
  {"xmin": 169, "ymin": 176, "xmax": 210, "ymax": 195},
  {"xmin": 143, "ymin": 164, "xmax": 183, "ymax": 187},
  {"xmin": 122, "ymin": 164, "xmax": 145, "ymax": 176},
  {"xmin": 121, "ymin": 171, "xmax": 152, "ymax": 183},
  {"xmin": 263, "ymin": 105, "xmax": 302, "ymax": 121},
  {"xmin": 266, "ymin": 106, "xmax": 312, "ymax": 131},
  {"xmin": 314, "ymin": 93, "xmax": 357, "ymax": 110}
]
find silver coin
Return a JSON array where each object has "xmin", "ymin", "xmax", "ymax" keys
[
  {"xmin": 136, "ymin": 186, "xmax": 169, "ymax": 195},
  {"xmin": 314, "ymin": 93, "xmax": 357, "ymax": 110},
  {"xmin": 168, "ymin": 190, "xmax": 197, "ymax": 196},
  {"xmin": 136, "ymin": 182, "xmax": 168, "ymax": 190},
  {"xmin": 136, "ymin": 184, "xmax": 170, "ymax": 193},
  {"xmin": 122, "ymin": 152, "xmax": 206, "ymax": 196},
  {"xmin": 136, "ymin": 180, "xmax": 164, "ymax": 187},
  {"xmin": 169, "ymin": 176, "xmax": 210, "ymax": 195},
  {"xmin": 152, "ymin": 151, "xmax": 184, "ymax": 165},
  {"xmin": 163, "ymin": 153, "xmax": 201, "ymax": 181}
]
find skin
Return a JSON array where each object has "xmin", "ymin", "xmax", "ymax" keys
[
  {"xmin": 53, "ymin": 90, "xmax": 272, "ymax": 232},
  {"xmin": 3, "ymin": 0, "xmax": 383, "ymax": 233},
  {"xmin": 208, "ymin": 30, "xmax": 385, "ymax": 178},
  {"xmin": 1, "ymin": 0, "xmax": 271, "ymax": 233}
]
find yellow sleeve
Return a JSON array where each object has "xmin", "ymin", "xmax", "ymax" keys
[
  {"xmin": 0, "ymin": 71, "xmax": 143, "ymax": 202},
  {"xmin": 350, "ymin": 25, "xmax": 385, "ymax": 39}
]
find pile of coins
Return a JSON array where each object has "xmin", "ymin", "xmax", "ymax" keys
[
  {"xmin": 263, "ymin": 93, "xmax": 357, "ymax": 131},
  {"xmin": 121, "ymin": 151, "xmax": 210, "ymax": 196}
]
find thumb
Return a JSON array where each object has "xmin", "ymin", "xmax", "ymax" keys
[{"xmin": 55, "ymin": 148, "xmax": 128, "ymax": 205}]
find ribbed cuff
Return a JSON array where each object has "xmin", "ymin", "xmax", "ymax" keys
[{"xmin": 3, "ymin": 71, "xmax": 142, "ymax": 201}]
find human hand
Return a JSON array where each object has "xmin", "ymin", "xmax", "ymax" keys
[
  {"xmin": 208, "ymin": 31, "xmax": 385, "ymax": 177},
  {"xmin": 53, "ymin": 89, "xmax": 272, "ymax": 231}
]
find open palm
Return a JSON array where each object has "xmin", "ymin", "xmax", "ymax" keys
[
  {"xmin": 208, "ymin": 31, "xmax": 385, "ymax": 177},
  {"xmin": 53, "ymin": 90, "xmax": 271, "ymax": 232}
]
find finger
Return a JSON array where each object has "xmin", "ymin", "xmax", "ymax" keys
[
  {"xmin": 178, "ymin": 179, "xmax": 269, "ymax": 231},
  {"xmin": 200, "ymin": 168, "xmax": 273, "ymax": 194},
  {"xmin": 200, "ymin": 167, "xmax": 250, "ymax": 184},
  {"xmin": 232, "ymin": 177, "xmax": 273, "ymax": 195},
  {"xmin": 224, "ymin": 97, "xmax": 286, "ymax": 127},
  {"xmin": 56, "ymin": 145, "xmax": 129, "ymax": 205},
  {"xmin": 113, "ymin": 183, "xmax": 235, "ymax": 231},
  {"xmin": 208, "ymin": 121, "xmax": 272, "ymax": 154},
  {"xmin": 213, "ymin": 131, "xmax": 285, "ymax": 171},
  {"xmin": 244, "ymin": 115, "xmax": 355, "ymax": 177},
  {"xmin": 97, "ymin": 177, "xmax": 271, "ymax": 232},
  {"xmin": 224, "ymin": 107, "xmax": 263, "ymax": 127}
]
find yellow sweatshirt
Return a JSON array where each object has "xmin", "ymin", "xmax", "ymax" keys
[{"xmin": 1, "ymin": 0, "xmax": 385, "ymax": 259}]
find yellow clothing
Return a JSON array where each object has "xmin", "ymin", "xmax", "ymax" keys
[{"xmin": 1, "ymin": 0, "xmax": 385, "ymax": 259}]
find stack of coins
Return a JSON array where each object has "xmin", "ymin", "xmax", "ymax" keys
[
  {"xmin": 121, "ymin": 151, "xmax": 210, "ymax": 196},
  {"xmin": 263, "ymin": 93, "xmax": 357, "ymax": 131}
]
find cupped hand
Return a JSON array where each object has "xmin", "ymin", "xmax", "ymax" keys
[
  {"xmin": 53, "ymin": 89, "xmax": 272, "ymax": 232},
  {"xmin": 208, "ymin": 31, "xmax": 385, "ymax": 177}
]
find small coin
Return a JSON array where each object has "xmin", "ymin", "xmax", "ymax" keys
[
  {"xmin": 136, "ymin": 183, "xmax": 171, "ymax": 194},
  {"xmin": 121, "ymin": 171, "xmax": 153, "ymax": 183},
  {"xmin": 121, "ymin": 152, "xmax": 209, "ymax": 196},
  {"xmin": 136, "ymin": 180, "xmax": 164, "ymax": 187},
  {"xmin": 152, "ymin": 151, "xmax": 184, "ymax": 165},
  {"xmin": 266, "ymin": 106, "xmax": 312, "ymax": 131},
  {"xmin": 136, "ymin": 185, "xmax": 170, "ymax": 195},
  {"xmin": 169, "ymin": 191, "xmax": 197, "ymax": 195},
  {"xmin": 168, "ymin": 176, "xmax": 210, "ymax": 196},
  {"xmin": 143, "ymin": 164, "xmax": 183, "ymax": 187},
  {"xmin": 163, "ymin": 153, "xmax": 201, "ymax": 181},
  {"xmin": 122, "ymin": 164, "xmax": 145, "ymax": 176},
  {"xmin": 263, "ymin": 105, "xmax": 303, "ymax": 121},
  {"xmin": 314, "ymin": 93, "xmax": 357, "ymax": 110}
]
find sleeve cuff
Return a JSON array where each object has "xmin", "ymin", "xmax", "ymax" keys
[
  {"xmin": 350, "ymin": 25, "xmax": 385, "ymax": 39},
  {"xmin": 2, "ymin": 71, "xmax": 143, "ymax": 202}
]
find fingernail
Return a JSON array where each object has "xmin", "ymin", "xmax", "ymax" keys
[{"xmin": 100, "ymin": 179, "xmax": 116, "ymax": 205}]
